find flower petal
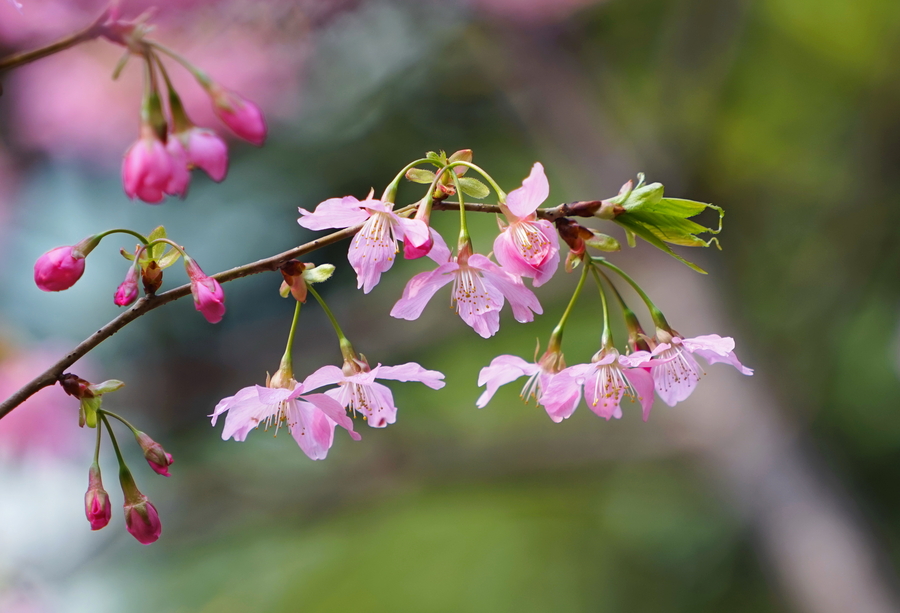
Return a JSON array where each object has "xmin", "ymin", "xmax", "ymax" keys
[
  {"xmin": 623, "ymin": 367, "xmax": 655, "ymax": 421},
  {"xmin": 288, "ymin": 400, "xmax": 335, "ymax": 460},
  {"xmin": 302, "ymin": 365, "xmax": 346, "ymax": 392},
  {"xmin": 471, "ymin": 254, "xmax": 542, "ymax": 323},
  {"xmin": 475, "ymin": 355, "xmax": 539, "ymax": 408},
  {"xmin": 376, "ymin": 362, "xmax": 446, "ymax": 390},
  {"xmin": 298, "ymin": 196, "xmax": 369, "ymax": 231},
  {"xmin": 300, "ymin": 392, "xmax": 361, "ymax": 441},
  {"xmin": 390, "ymin": 263, "xmax": 457, "ymax": 321},
  {"xmin": 505, "ymin": 162, "xmax": 549, "ymax": 219}
]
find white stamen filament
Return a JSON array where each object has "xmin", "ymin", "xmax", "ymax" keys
[
  {"xmin": 654, "ymin": 346, "xmax": 704, "ymax": 393},
  {"xmin": 590, "ymin": 363, "xmax": 636, "ymax": 410},
  {"xmin": 511, "ymin": 221, "xmax": 549, "ymax": 264}
]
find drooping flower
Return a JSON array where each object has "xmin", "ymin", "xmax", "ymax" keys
[
  {"xmin": 113, "ymin": 264, "xmax": 139, "ymax": 307},
  {"xmin": 493, "ymin": 162, "xmax": 560, "ymax": 287},
  {"xmin": 476, "ymin": 346, "xmax": 577, "ymax": 422},
  {"xmin": 211, "ymin": 376, "xmax": 361, "ymax": 461},
  {"xmin": 206, "ymin": 84, "xmax": 267, "ymax": 146},
  {"xmin": 134, "ymin": 432, "xmax": 174, "ymax": 477},
  {"xmin": 178, "ymin": 127, "xmax": 228, "ymax": 182},
  {"xmin": 184, "ymin": 256, "xmax": 225, "ymax": 324},
  {"xmin": 84, "ymin": 464, "xmax": 111, "ymax": 531},
  {"xmin": 122, "ymin": 130, "xmax": 174, "ymax": 204},
  {"xmin": 650, "ymin": 332, "xmax": 753, "ymax": 407},
  {"xmin": 33, "ymin": 246, "xmax": 85, "ymax": 292},
  {"xmin": 298, "ymin": 194, "xmax": 429, "ymax": 294},
  {"xmin": 303, "ymin": 357, "xmax": 445, "ymax": 429},
  {"xmin": 163, "ymin": 136, "xmax": 191, "ymax": 198},
  {"xmin": 391, "ymin": 247, "xmax": 542, "ymax": 338},
  {"xmin": 119, "ymin": 469, "xmax": 161, "ymax": 545}
]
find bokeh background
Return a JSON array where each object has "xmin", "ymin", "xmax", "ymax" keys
[{"xmin": 1, "ymin": 0, "xmax": 900, "ymax": 611}]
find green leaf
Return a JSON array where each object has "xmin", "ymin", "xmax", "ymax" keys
[
  {"xmin": 303, "ymin": 263, "xmax": 335, "ymax": 284},
  {"xmin": 458, "ymin": 177, "xmax": 490, "ymax": 199},
  {"xmin": 148, "ymin": 226, "xmax": 167, "ymax": 259},
  {"xmin": 585, "ymin": 233, "xmax": 621, "ymax": 252},
  {"xmin": 157, "ymin": 249, "xmax": 182, "ymax": 269},
  {"xmin": 425, "ymin": 151, "xmax": 444, "ymax": 166},
  {"xmin": 406, "ymin": 168, "xmax": 435, "ymax": 184},
  {"xmin": 616, "ymin": 217, "xmax": 707, "ymax": 274},
  {"xmin": 120, "ymin": 248, "xmax": 135, "ymax": 261}
]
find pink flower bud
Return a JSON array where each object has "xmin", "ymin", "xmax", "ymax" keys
[
  {"xmin": 164, "ymin": 137, "xmax": 191, "ymax": 198},
  {"xmin": 185, "ymin": 257, "xmax": 225, "ymax": 323},
  {"xmin": 122, "ymin": 132, "xmax": 174, "ymax": 204},
  {"xmin": 135, "ymin": 431, "xmax": 173, "ymax": 477},
  {"xmin": 34, "ymin": 246, "xmax": 86, "ymax": 291},
  {"xmin": 84, "ymin": 464, "xmax": 111, "ymax": 531},
  {"xmin": 208, "ymin": 85, "xmax": 267, "ymax": 146},
  {"xmin": 114, "ymin": 266, "xmax": 139, "ymax": 306},
  {"xmin": 182, "ymin": 128, "xmax": 229, "ymax": 182},
  {"xmin": 123, "ymin": 495, "xmax": 162, "ymax": 544}
]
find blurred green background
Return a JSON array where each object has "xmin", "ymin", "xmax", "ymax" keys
[{"xmin": 2, "ymin": 0, "xmax": 900, "ymax": 611}]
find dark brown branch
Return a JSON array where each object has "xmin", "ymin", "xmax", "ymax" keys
[{"xmin": 433, "ymin": 200, "xmax": 602, "ymax": 221}]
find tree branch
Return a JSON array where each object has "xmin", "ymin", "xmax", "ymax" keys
[{"xmin": 0, "ymin": 10, "xmax": 109, "ymax": 73}]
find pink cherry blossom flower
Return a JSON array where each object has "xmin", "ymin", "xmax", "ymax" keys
[
  {"xmin": 113, "ymin": 265, "xmax": 139, "ymax": 306},
  {"xmin": 391, "ymin": 248, "xmax": 542, "ymax": 338},
  {"xmin": 84, "ymin": 464, "xmax": 111, "ymax": 531},
  {"xmin": 179, "ymin": 127, "xmax": 228, "ymax": 182},
  {"xmin": 122, "ymin": 131, "xmax": 174, "ymax": 204},
  {"xmin": 303, "ymin": 359, "xmax": 445, "ymax": 429},
  {"xmin": 207, "ymin": 84, "xmax": 267, "ymax": 146},
  {"xmin": 548, "ymin": 349, "xmax": 657, "ymax": 422},
  {"xmin": 210, "ymin": 380, "xmax": 361, "ymax": 460},
  {"xmin": 493, "ymin": 162, "xmax": 560, "ymax": 287},
  {"xmin": 651, "ymin": 333, "xmax": 753, "ymax": 407},
  {"xmin": 476, "ymin": 347, "xmax": 577, "ymax": 422},
  {"xmin": 298, "ymin": 194, "xmax": 429, "ymax": 294},
  {"xmin": 184, "ymin": 256, "xmax": 225, "ymax": 323},
  {"xmin": 33, "ymin": 245, "xmax": 85, "ymax": 292},
  {"xmin": 164, "ymin": 137, "xmax": 191, "ymax": 198}
]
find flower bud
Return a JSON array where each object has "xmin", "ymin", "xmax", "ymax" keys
[
  {"xmin": 84, "ymin": 464, "xmax": 111, "ymax": 530},
  {"xmin": 185, "ymin": 257, "xmax": 225, "ymax": 323},
  {"xmin": 122, "ymin": 130, "xmax": 174, "ymax": 204},
  {"xmin": 164, "ymin": 137, "xmax": 191, "ymax": 198},
  {"xmin": 114, "ymin": 265, "xmax": 140, "ymax": 306},
  {"xmin": 279, "ymin": 260, "xmax": 308, "ymax": 302},
  {"xmin": 182, "ymin": 128, "xmax": 229, "ymax": 182},
  {"xmin": 207, "ymin": 85, "xmax": 267, "ymax": 146},
  {"xmin": 120, "ymin": 468, "xmax": 162, "ymax": 544},
  {"xmin": 134, "ymin": 431, "xmax": 174, "ymax": 477},
  {"xmin": 34, "ymin": 246, "xmax": 86, "ymax": 292},
  {"xmin": 142, "ymin": 260, "xmax": 163, "ymax": 294}
]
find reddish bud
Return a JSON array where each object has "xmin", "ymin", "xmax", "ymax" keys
[
  {"xmin": 182, "ymin": 128, "xmax": 229, "ymax": 182},
  {"xmin": 135, "ymin": 431, "xmax": 173, "ymax": 477},
  {"xmin": 120, "ymin": 468, "xmax": 162, "ymax": 544},
  {"xmin": 114, "ymin": 265, "xmax": 140, "ymax": 306},
  {"xmin": 554, "ymin": 218, "xmax": 594, "ymax": 254},
  {"xmin": 208, "ymin": 85, "xmax": 267, "ymax": 146},
  {"xmin": 164, "ymin": 137, "xmax": 191, "ymax": 198},
  {"xmin": 142, "ymin": 260, "xmax": 163, "ymax": 294},
  {"xmin": 34, "ymin": 246, "xmax": 86, "ymax": 292},
  {"xmin": 185, "ymin": 257, "xmax": 226, "ymax": 323},
  {"xmin": 122, "ymin": 130, "xmax": 174, "ymax": 204},
  {"xmin": 279, "ymin": 260, "xmax": 308, "ymax": 302},
  {"xmin": 85, "ymin": 464, "xmax": 111, "ymax": 530}
]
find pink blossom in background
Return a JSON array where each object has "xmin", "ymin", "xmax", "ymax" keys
[
  {"xmin": 211, "ymin": 382, "xmax": 361, "ymax": 460},
  {"xmin": 303, "ymin": 361, "xmax": 445, "ymax": 428},
  {"xmin": 494, "ymin": 162, "xmax": 559, "ymax": 287},
  {"xmin": 0, "ymin": 350, "xmax": 83, "ymax": 461},
  {"xmin": 298, "ymin": 195, "xmax": 429, "ymax": 294},
  {"xmin": 651, "ymin": 333, "xmax": 753, "ymax": 407},
  {"xmin": 391, "ymin": 249, "xmax": 542, "ymax": 338}
]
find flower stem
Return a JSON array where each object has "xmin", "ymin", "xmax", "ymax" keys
[
  {"xmin": 596, "ymin": 267, "xmax": 648, "ymax": 351},
  {"xmin": 380, "ymin": 158, "xmax": 432, "ymax": 203},
  {"xmin": 443, "ymin": 161, "xmax": 507, "ymax": 203},
  {"xmin": 280, "ymin": 300, "xmax": 302, "ymax": 373},
  {"xmin": 548, "ymin": 256, "xmax": 591, "ymax": 350},
  {"xmin": 93, "ymin": 418, "xmax": 103, "ymax": 465},
  {"xmin": 148, "ymin": 41, "xmax": 211, "ymax": 85},
  {"xmin": 594, "ymin": 258, "xmax": 670, "ymax": 331},
  {"xmin": 449, "ymin": 171, "xmax": 470, "ymax": 253},
  {"xmin": 306, "ymin": 284, "xmax": 352, "ymax": 357},
  {"xmin": 99, "ymin": 409, "xmax": 140, "ymax": 436},
  {"xmin": 590, "ymin": 266, "xmax": 613, "ymax": 349},
  {"xmin": 0, "ymin": 17, "xmax": 106, "ymax": 72},
  {"xmin": 101, "ymin": 414, "xmax": 126, "ymax": 468},
  {"xmin": 95, "ymin": 229, "xmax": 149, "ymax": 245}
]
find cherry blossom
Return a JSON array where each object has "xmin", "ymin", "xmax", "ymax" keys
[
  {"xmin": 651, "ymin": 332, "xmax": 753, "ymax": 407},
  {"xmin": 185, "ymin": 257, "xmax": 226, "ymax": 323},
  {"xmin": 211, "ymin": 380, "xmax": 360, "ymax": 461},
  {"xmin": 298, "ymin": 195, "xmax": 429, "ymax": 294},
  {"xmin": 122, "ymin": 131, "xmax": 175, "ymax": 204},
  {"xmin": 494, "ymin": 162, "xmax": 560, "ymax": 286},
  {"xmin": 303, "ymin": 359, "xmax": 445, "ymax": 428},
  {"xmin": 390, "ymin": 247, "xmax": 542, "ymax": 338},
  {"xmin": 33, "ymin": 246, "xmax": 85, "ymax": 292}
]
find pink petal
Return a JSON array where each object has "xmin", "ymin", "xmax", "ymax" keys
[
  {"xmin": 376, "ymin": 362, "xmax": 446, "ymax": 390},
  {"xmin": 505, "ymin": 162, "xmax": 549, "ymax": 219},
  {"xmin": 364, "ymin": 382, "xmax": 397, "ymax": 428},
  {"xmin": 348, "ymin": 211, "xmax": 399, "ymax": 294},
  {"xmin": 583, "ymin": 366, "xmax": 625, "ymax": 420},
  {"xmin": 681, "ymin": 334, "xmax": 735, "ymax": 356},
  {"xmin": 394, "ymin": 216, "xmax": 430, "ymax": 247},
  {"xmin": 298, "ymin": 196, "xmax": 369, "ymax": 231},
  {"xmin": 471, "ymin": 255, "xmax": 542, "ymax": 323},
  {"xmin": 288, "ymin": 400, "xmax": 335, "ymax": 460},
  {"xmin": 426, "ymin": 229, "xmax": 452, "ymax": 264},
  {"xmin": 301, "ymin": 392, "xmax": 361, "ymax": 440},
  {"xmin": 475, "ymin": 355, "xmax": 539, "ymax": 408},
  {"xmin": 390, "ymin": 263, "xmax": 457, "ymax": 321},
  {"xmin": 541, "ymin": 367, "xmax": 589, "ymax": 422},
  {"xmin": 302, "ymin": 365, "xmax": 346, "ymax": 392},
  {"xmin": 254, "ymin": 385, "xmax": 295, "ymax": 405},
  {"xmin": 623, "ymin": 367, "xmax": 655, "ymax": 421},
  {"xmin": 651, "ymin": 348, "xmax": 702, "ymax": 407}
]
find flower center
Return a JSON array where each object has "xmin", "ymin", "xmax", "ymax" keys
[
  {"xmin": 353, "ymin": 212, "xmax": 397, "ymax": 263},
  {"xmin": 511, "ymin": 221, "xmax": 550, "ymax": 265},
  {"xmin": 653, "ymin": 346, "xmax": 703, "ymax": 392},
  {"xmin": 590, "ymin": 362, "xmax": 635, "ymax": 410},
  {"xmin": 451, "ymin": 264, "xmax": 500, "ymax": 316}
]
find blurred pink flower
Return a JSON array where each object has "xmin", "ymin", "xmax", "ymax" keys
[
  {"xmin": 178, "ymin": 127, "xmax": 228, "ymax": 181},
  {"xmin": 33, "ymin": 245, "xmax": 86, "ymax": 292},
  {"xmin": 303, "ymin": 360, "xmax": 445, "ymax": 428},
  {"xmin": 298, "ymin": 195, "xmax": 430, "ymax": 294},
  {"xmin": 211, "ymin": 381, "xmax": 360, "ymax": 460},
  {"xmin": 494, "ymin": 162, "xmax": 559, "ymax": 287},
  {"xmin": 391, "ymin": 248, "xmax": 542, "ymax": 338},
  {"xmin": 122, "ymin": 131, "xmax": 174, "ymax": 203}
]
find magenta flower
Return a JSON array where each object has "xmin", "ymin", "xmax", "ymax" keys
[
  {"xmin": 113, "ymin": 265, "xmax": 139, "ymax": 306},
  {"xmin": 548, "ymin": 349, "xmax": 657, "ymax": 422},
  {"xmin": 303, "ymin": 359, "xmax": 445, "ymax": 428},
  {"xmin": 84, "ymin": 464, "xmax": 111, "ymax": 531},
  {"xmin": 185, "ymin": 257, "xmax": 225, "ymax": 324},
  {"xmin": 180, "ymin": 127, "xmax": 228, "ymax": 182},
  {"xmin": 207, "ymin": 84, "xmax": 267, "ymax": 146},
  {"xmin": 122, "ymin": 131, "xmax": 174, "ymax": 204},
  {"xmin": 651, "ymin": 333, "xmax": 753, "ymax": 407},
  {"xmin": 123, "ymin": 496, "xmax": 162, "ymax": 545},
  {"xmin": 135, "ymin": 432, "xmax": 174, "ymax": 477},
  {"xmin": 211, "ymin": 380, "xmax": 361, "ymax": 461},
  {"xmin": 298, "ymin": 195, "xmax": 429, "ymax": 294},
  {"xmin": 493, "ymin": 162, "xmax": 560, "ymax": 287},
  {"xmin": 391, "ymin": 248, "xmax": 542, "ymax": 338},
  {"xmin": 476, "ymin": 348, "xmax": 576, "ymax": 422},
  {"xmin": 33, "ymin": 245, "xmax": 85, "ymax": 292},
  {"xmin": 163, "ymin": 137, "xmax": 191, "ymax": 198}
]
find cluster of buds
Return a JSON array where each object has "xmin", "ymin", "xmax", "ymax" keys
[
  {"xmin": 33, "ymin": 226, "xmax": 225, "ymax": 324},
  {"xmin": 60, "ymin": 373, "xmax": 170, "ymax": 544},
  {"xmin": 97, "ymin": 10, "xmax": 266, "ymax": 203}
]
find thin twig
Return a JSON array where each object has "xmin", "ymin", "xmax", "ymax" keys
[{"xmin": 0, "ymin": 11, "xmax": 109, "ymax": 73}]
